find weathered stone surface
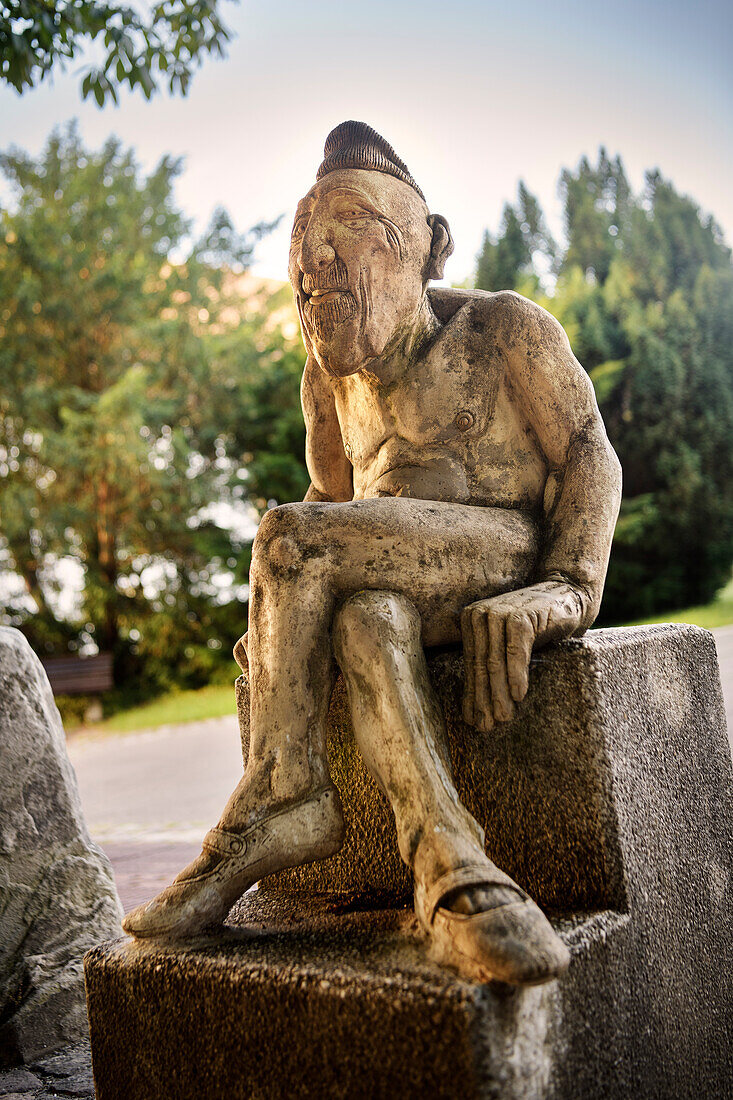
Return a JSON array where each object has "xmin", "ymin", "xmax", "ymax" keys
[
  {"xmin": 88, "ymin": 891, "xmax": 572, "ymax": 1100},
  {"xmin": 0, "ymin": 1066, "xmax": 43, "ymax": 1094},
  {"xmin": 0, "ymin": 628, "xmax": 123, "ymax": 1066},
  {"xmin": 0, "ymin": 1040, "xmax": 95, "ymax": 1099},
  {"xmin": 90, "ymin": 624, "xmax": 732, "ymax": 1098},
  {"xmin": 30, "ymin": 1044, "xmax": 95, "ymax": 1094}
]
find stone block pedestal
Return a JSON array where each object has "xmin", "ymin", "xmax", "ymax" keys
[{"xmin": 85, "ymin": 626, "xmax": 733, "ymax": 1098}]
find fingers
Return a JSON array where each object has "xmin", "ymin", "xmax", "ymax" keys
[
  {"xmin": 460, "ymin": 596, "xmax": 541, "ymax": 731},
  {"xmin": 460, "ymin": 606, "xmax": 476, "ymax": 725},
  {"xmin": 505, "ymin": 612, "xmax": 534, "ymax": 702},
  {"xmin": 487, "ymin": 612, "xmax": 515, "ymax": 723},
  {"xmin": 472, "ymin": 606, "xmax": 493, "ymax": 731}
]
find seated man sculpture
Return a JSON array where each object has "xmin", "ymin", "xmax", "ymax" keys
[{"xmin": 124, "ymin": 122, "xmax": 622, "ymax": 987}]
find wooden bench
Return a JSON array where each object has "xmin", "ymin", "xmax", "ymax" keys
[{"xmin": 41, "ymin": 652, "xmax": 114, "ymax": 695}]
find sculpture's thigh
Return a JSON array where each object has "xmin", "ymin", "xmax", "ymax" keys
[{"xmin": 271, "ymin": 497, "xmax": 539, "ymax": 647}]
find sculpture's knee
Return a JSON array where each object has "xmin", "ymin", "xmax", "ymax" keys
[
  {"xmin": 333, "ymin": 590, "xmax": 421, "ymax": 671},
  {"xmin": 252, "ymin": 504, "xmax": 321, "ymax": 579}
]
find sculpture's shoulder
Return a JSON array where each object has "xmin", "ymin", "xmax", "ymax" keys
[
  {"xmin": 427, "ymin": 287, "xmax": 556, "ymax": 348},
  {"xmin": 427, "ymin": 286, "xmax": 495, "ymax": 323}
]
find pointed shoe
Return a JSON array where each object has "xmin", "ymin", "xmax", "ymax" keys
[
  {"xmin": 122, "ymin": 785, "xmax": 343, "ymax": 940},
  {"xmin": 416, "ymin": 863, "xmax": 569, "ymax": 987},
  {"xmin": 430, "ymin": 896, "xmax": 570, "ymax": 986}
]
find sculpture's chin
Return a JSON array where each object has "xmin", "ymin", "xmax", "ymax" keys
[
  {"xmin": 309, "ymin": 320, "xmax": 376, "ymax": 378},
  {"xmin": 314, "ymin": 352, "xmax": 365, "ymax": 379}
]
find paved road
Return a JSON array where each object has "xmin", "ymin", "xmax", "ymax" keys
[
  {"xmin": 68, "ymin": 716, "xmax": 243, "ymax": 909},
  {"xmin": 67, "ymin": 630, "xmax": 732, "ymax": 911}
]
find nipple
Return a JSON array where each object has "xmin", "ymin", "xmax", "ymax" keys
[{"xmin": 455, "ymin": 410, "xmax": 475, "ymax": 432}]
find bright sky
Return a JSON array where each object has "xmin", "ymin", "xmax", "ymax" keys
[{"xmin": 1, "ymin": 0, "xmax": 732, "ymax": 284}]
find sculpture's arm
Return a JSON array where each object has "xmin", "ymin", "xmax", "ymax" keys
[
  {"xmin": 461, "ymin": 293, "xmax": 622, "ymax": 731},
  {"xmin": 233, "ymin": 356, "xmax": 353, "ymax": 671},
  {"xmin": 301, "ymin": 354, "xmax": 353, "ymax": 503},
  {"xmin": 501, "ymin": 293, "xmax": 622, "ymax": 619}
]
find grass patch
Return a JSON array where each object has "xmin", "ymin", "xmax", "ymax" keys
[
  {"xmin": 622, "ymin": 576, "xmax": 733, "ymax": 631},
  {"xmin": 77, "ymin": 681, "xmax": 238, "ymax": 735}
]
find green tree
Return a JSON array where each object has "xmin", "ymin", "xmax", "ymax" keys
[
  {"xmin": 559, "ymin": 149, "xmax": 631, "ymax": 284},
  {"xmin": 476, "ymin": 182, "xmax": 556, "ymax": 293},
  {"xmin": 1, "ymin": 0, "xmax": 233, "ymax": 105},
  {"xmin": 476, "ymin": 153, "xmax": 733, "ymax": 621},
  {"xmin": 0, "ymin": 124, "xmax": 277, "ymax": 696},
  {"xmin": 623, "ymin": 171, "xmax": 731, "ymax": 301},
  {"xmin": 206, "ymin": 291, "xmax": 310, "ymax": 513}
]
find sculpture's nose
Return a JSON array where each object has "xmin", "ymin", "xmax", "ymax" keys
[
  {"xmin": 312, "ymin": 243, "xmax": 336, "ymax": 266},
  {"xmin": 299, "ymin": 215, "xmax": 336, "ymax": 272}
]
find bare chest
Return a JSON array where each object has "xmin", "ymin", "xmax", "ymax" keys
[{"xmin": 333, "ymin": 338, "xmax": 503, "ymax": 465}]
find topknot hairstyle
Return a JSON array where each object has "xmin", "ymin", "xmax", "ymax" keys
[{"xmin": 316, "ymin": 121, "xmax": 426, "ymax": 202}]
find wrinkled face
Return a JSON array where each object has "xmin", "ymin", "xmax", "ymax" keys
[{"xmin": 288, "ymin": 169, "xmax": 433, "ymax": 376}]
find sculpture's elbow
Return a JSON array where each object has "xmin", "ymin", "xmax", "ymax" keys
[
  {"xmin": 603, "ymin": 437, "xmax": 623, "ymax": 517},
  {"xmin": 303, "ymin": 483, "xmax": 334, "ymax": 503}
]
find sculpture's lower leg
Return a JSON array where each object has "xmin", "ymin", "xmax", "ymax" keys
[
  {"xmin": 333, "ymin": 589, "xmax": 485, "ymax": 887},
  {"xmin": 122, "ymin": 517, "xmax": 346, "ymax": 938},
  {"xmin": 333, "ymin": 589, "xmax": 569, "ymax": 986}
]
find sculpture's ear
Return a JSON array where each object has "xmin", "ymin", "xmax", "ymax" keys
[{"xmin": 425, "ymin": 214, "xmax": 454, "ymax": 281}]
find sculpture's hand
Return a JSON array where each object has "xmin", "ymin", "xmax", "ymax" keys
[{"xmin": 460, "ymin": 581, "xmax": 586, "ymax": 731}]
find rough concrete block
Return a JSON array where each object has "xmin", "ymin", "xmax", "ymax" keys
[
  {"xmin": 0, "ymin": 628, "xmax": 123, "ymax": 1066},
  {"xmin": 86, "ymin": 625, "xmax": 733, "ymax": 1098},
  {"xmin": 86, "ymin": 892, "xmax": 577, "ymax": 1100}
]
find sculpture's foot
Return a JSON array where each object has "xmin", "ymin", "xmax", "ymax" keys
[
  {"xmin": 417, "ymin": 864, "xmax": 569, "ymax": 987},
  {"xmin": 122, "ymin": 785, "xmax": 344, "ymax": 940}
]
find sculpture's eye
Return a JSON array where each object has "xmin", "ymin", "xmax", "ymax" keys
[
  {"xmin": 338, "ymin": 206, "xmax": 372, "ymax": 226},
  {"xmin": 291, "ymin": 216, "xmax": 309, "ymax": 242}
]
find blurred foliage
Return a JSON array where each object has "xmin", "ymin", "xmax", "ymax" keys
[
  {"xmin": 1, "ymin": 0, "xmax": 234, "ymax": 104},
  {"xmin": 0, "ymin": 124, "xmax": 294, "ymax": 702},
  {"xmin": 476, "ymin": 151, "xmax": 733, "ymax": 622},
  {"xmin": 54, "ymin": 692, "xmax": 95, "ymax": 726},
  {"xmin": 204, "ymin": 284, "xmax": 310, "ymax": 513},
  {"xmin": 64, "ymin": 679, "xmax": 237, "ymax": 732}
]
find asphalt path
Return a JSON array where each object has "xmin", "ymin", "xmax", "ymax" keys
[
  {"xmin": 68, "ymin": 716, "xmax": 244, "ymax": 910},
  {"xmin": 67, "ymin": 629, "xmax": 732, "ymax": 911}
]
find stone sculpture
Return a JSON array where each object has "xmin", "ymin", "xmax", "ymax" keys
[{"xmin": 123, "ymin": 121, "xmax": 622, "ymax": 987}]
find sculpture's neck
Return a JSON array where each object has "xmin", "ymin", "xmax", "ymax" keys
[{"xmin": 368, "ymin": 294, "xmax": 440, "ymax": 385}]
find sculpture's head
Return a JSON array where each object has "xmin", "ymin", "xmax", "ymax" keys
[{"xmin": 289, "ymin": 121, "xmax": 454, "ymax": 377}]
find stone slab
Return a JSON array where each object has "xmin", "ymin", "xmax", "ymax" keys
[
  {"xmin": 0, "ymin": 1040, "xmax": 95, "ymax": 1099},
  {"xmin": 87, "ymin": 625, "xmax": 732, "ymax": 1098}
]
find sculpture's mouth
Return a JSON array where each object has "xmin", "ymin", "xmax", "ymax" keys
[
  {"xmin": 301, "ymin": 289, "xmax": 357, "ymax": 340},
  {"xmin": 299, "ymin": 259, "xmax": 357, "ymax": 340},
  {"xmin": 306, "ymin": 288, "xmax": 348, "ymax": 305},
  {"xmin": 301, "ymin": 258, "xmax": 349, "ymax": 297}
]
